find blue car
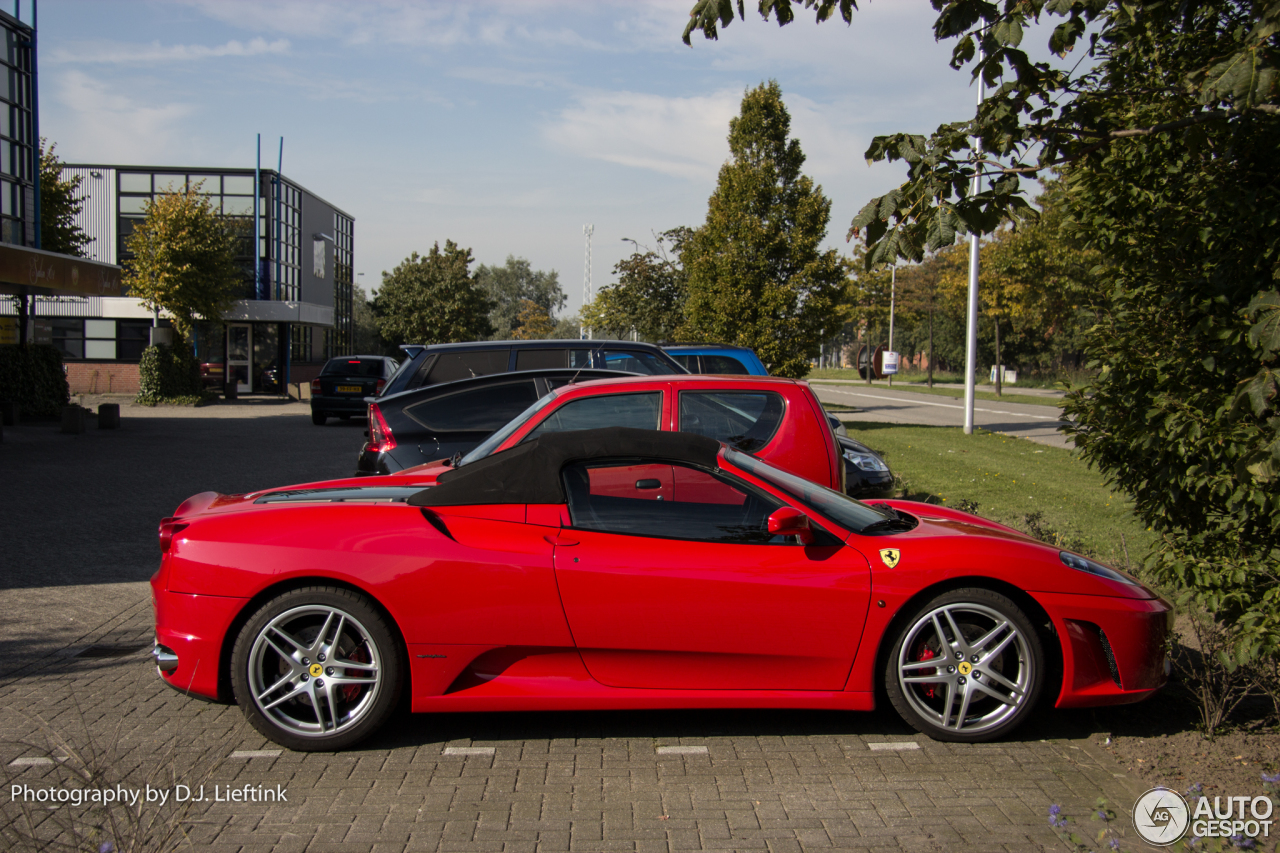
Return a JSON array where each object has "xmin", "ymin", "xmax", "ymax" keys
[{"xmin": 662, "ymin": 343, "xmax": 768, "ymax": 376}]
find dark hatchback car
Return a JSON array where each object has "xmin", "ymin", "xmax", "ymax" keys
[
  {"xmin": 380, "ymin": 339, "xmax": 686, "ymax": 398},
  {"xmin": 310, "ymin": 356, "xmax": 400, "ymax": 426},
  {"xmin": 839, "ymin": 434, "xmax": 895, "ymax": 499},
  {"xmin": 357, "ymin": 368, "xmax": 632, "ymax": 475}
]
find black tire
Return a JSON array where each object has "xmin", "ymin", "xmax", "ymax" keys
[
  {"xmin": 884, "ymin": 587, "xmax": 1043, "ymax": 743},
  {"xmin": 230, "ymin": 586, "xmax": 403, "ymax": 751},
  {"xmin": 311, "ymin": 411, "xmax": 326, "ymax": 426}
]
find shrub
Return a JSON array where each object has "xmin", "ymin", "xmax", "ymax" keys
[
  {"xmin": 0, "ymin": 344, "xmax": 70, "ymax": 418},
  {"xmin": 136, "ymin": 343, "xmax": 200, "ymax": 405}
]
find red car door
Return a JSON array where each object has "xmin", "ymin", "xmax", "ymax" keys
[{"xmin": 553, "ymin": 460, "xmax": 870, "ymax": 691}]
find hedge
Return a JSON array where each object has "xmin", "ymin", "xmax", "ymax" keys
[
  {"xmin": 0, "ymin": 344, "xmax": 70, "ymax": 418},
  {"xmin": 137, "ymin": 343, "xmax": 201, "ymax": 404}
]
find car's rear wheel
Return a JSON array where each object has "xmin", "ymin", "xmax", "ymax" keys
[
  {"xmin": 311, "ymin": 411, "xmax": 326, "ymax": 425},
  {"xmin": 231, "ymin": 587, "xmax": 402, "ymax": 751},
  {"xmin": 884, "ymin": 588, "xmax": 1043, "ymax": 743}
]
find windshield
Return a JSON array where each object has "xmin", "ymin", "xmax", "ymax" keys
[
  {"xmin": 458, "ymin": 391, "xmax": 558, "ymax": 465},
  {"xmin": 723, "ymin": 447, "xmax": 890, "ymax": 534}
]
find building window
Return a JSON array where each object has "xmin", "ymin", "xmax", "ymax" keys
[
  {"xmin": 50, "ymin": 318, "xmax": 83, "ymax": 359},
  {"xmin": 84, "ymin": 319, "xmax": 116, "ymax": 359},
  {"xmin": 117, "ymin": 320, "xmax": 153, "ymax": 360}
]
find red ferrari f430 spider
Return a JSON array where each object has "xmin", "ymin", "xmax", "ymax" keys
[{"xmin": 152, "ymin": 428, "xmax": 1171, "ymax": 751}]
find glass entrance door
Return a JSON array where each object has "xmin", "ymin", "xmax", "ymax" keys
[{"xmin": 228, "ymin": 324, "xmax": 252, "ymax": 393}]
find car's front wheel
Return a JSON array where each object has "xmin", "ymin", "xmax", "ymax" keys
[
  {"xmin": 884, "ymin": 588, "xmax": 1044, "ymax": 742},
  {"xmin": 231, "ymin": 587, "xmax": 402, "ymax": 751}
]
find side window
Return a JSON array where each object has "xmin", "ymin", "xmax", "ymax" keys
[
  {"xmin": 679, "ymin": 391, "xmax": 785, "ymax": 452},
  {"xmin": 515, "ymin": 348, "xmax": 567, "ymax": 370},
  {"xmin": 405, "ymin": 381, "xmax": 540, "ymax": 433},
  {"xmin": 701, "ymin": 354, "xmax": 750, "ymax": 375},
  {"xmin": 426, "ymin": 349, "xmax": 510, "ymax": 384},
  {"xmin": 563, "ymin": 461, "xmax": 782, "ymax": 543},
  {"xmin": 598, "ymin": 349, "xmax": 679, "ymax": 375},
  {"xmin": 669, "ymin": 354, "xmax": 697, "ymax": 372},
  {"xmin": 523, "ymin": 392, "xmax": 661, "ymax": 441},
  {"xmin": 570, "ymin": 349, "xmax": 591, "ymax": 368}
]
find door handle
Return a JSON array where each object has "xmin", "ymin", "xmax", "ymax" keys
[
  {"xmin": 544, "ymin": 533, "xmax": 579, "ymax": 546},
  {"xmin": 635, "ymin": 479, "xmax": 661, "ymax": 490}
]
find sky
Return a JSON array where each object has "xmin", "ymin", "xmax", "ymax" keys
[{"xmin": 38, "ymin": 0, "xmax": 990, "ymax": 317}]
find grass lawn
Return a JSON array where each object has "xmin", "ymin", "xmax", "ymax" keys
[
  {"xmin": 810, "ymin": 377, "xmax": 1065, "ymax": 409},
  {"xmin": 837, "ymin": 419, "xmax": 1157, "ymax": 570}
]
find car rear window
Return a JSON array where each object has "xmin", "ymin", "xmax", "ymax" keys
[
  {"xmin": 679, "ymin": 391, "xmax": 784, "ymax": 452},
  {"xmin": 405, "ymin": 381, "xmax": 541, "ymax": 432},
  {"xmin": 523, "ymin": 392, "xmax": 662, "ymax": 441},
  {"xmin": 321, "ymin": 358, "xmax": 386, "ymax": 377}
]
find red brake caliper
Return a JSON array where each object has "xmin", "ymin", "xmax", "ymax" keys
[
  {"xmin": 916, "ymin": 646, "xmax": 937, "ymax": 699},
  {"xmin": 341, "ymin": 646, "xmax": 369, "ymax": 703}
]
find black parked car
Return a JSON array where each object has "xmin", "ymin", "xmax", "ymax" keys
[
  {"xmin": 310, "ymin": 355, "xmax": 400, "ymax": 426},
  {"xmin": 839, "ymin": 434, "xmax": 895, "ymax": 499},
  {"xmin": 357, "ymin": 368, "xmax": 632, "ymax": 475},
  {"xmin": 380, "ymin": 339, "xmax": 685, "ymax": 398}
]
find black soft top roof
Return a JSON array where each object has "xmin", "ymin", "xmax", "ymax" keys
[{"xmin": 408, "ymin": 427, "xmax": 722, "ymax": 507}]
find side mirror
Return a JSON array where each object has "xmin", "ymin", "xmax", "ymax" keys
[{"xmin": 767, "ymin": 506, "xmax": 814, "ymax": 545}]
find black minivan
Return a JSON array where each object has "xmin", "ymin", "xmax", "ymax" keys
[{"xmin": 379, "ymin": 339, "xmax": 686, "ymax": 399}]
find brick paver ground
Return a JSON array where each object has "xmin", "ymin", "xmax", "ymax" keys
[{"xmin": 1, "ymin": 400, "xmax": 1154, "ymax": 851}]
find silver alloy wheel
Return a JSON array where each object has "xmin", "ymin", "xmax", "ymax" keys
[
  {"xmin": 895, "ymin": 601, "xmax": 1034, "ymax": 736},
  {"xmin": 246, "ymin": 604, "xmax": 382, "ymax": 739}
]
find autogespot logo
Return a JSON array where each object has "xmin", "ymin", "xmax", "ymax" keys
[{"xmin": 1133, "ymin": 788, "xmax": 1190, "ymax": 846}]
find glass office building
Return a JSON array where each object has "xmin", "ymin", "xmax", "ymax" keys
[{"xmin": 56, "ymin": 164, "xmax": 354, "ymax": 394}]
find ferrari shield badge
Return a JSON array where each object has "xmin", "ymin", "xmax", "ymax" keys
[{"xmin": 879, "ymin": 548, "xmax": 901, "ymax": 569}]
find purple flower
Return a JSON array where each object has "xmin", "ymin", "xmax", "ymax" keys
[
  {"xmin": 1262, "ymin": 772, "xmax": 1280, "ymax": 784},
  {"xmin": 1229, "ymin": 836, "xmax": 1256, "ymax": 850},
  {"xmin": 99, "ymin": 844, "xmax": 115, "ymax": 853},
  {"xmin": 1108, "ymin": 839, "xmax": 1120, "ymax": 850},
  {"xmin": 1185, "ymin": 782, "xmax": 1204, "ymax": 796},
  {"xmin": 1096, "ymin": 809, "xmax": 1109, "ymax": 820},
  {"xmin": 1049, "ymin": 804, "xmax": 1061, "ymax": 816}
]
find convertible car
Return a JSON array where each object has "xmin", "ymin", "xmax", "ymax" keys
[{"xmin": 152, "ymin": 428, "xmax": 1171, "ymax": 752}]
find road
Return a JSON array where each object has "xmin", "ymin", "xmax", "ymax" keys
[{"xmin": 811, "ymin": 381, "xmax": 1074, "ymax": 449}]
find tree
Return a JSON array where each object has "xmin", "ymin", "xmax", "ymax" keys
[
  {"xmin": 375, "ymin": 241, "xmax": 494, "ymax": 347},
  {"xmin": 681, "ymin": 1, "xmax": 1280, "ymax": 657},
  {"xmin": 39, "ymin": 140, "xmax": 91, "ymax": 257},
  {"xmin": 352, "ymin": 287, "xmax": 383, "ymax": 354},
  {"xmin": 679, "ymin": 81, "xmax": 844, "ymax": 378},
  {"xmin": 582, "ymin": 228, "xmax": 690, "ymax": 341},
  {"xmin": 511, "ymin": 299, "xmax": 556, "ymax": 340},
  {"xmin": 475, "ymin": 256, "xmax": 566, "ymax": 339},
  {"xmin": 123, "ymin": 185, "xmax": 244, "ymax": 345}
]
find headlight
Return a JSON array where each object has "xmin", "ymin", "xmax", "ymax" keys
[
  {"xmin": 843, "ymin": 450, "xmax": 888, "ymax": 472},
  {"xmin": 1059, "ymin": 551, "xmax": 1139, "ymax": 585}
]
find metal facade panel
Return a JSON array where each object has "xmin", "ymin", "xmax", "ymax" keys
[{"xmin": 64, "ymin": 167, "xmax": 117, "ymax": 264}]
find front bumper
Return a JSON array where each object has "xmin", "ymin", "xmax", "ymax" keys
[
  {"xmin": 1038, "ymin": 590, "xmax": 1173, "ymax": 708},
  {"xmin": 846, "ymin": 466, "xmax": 895, "ymax": 499}
]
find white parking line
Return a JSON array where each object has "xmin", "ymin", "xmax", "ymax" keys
[
  {"xmin": 656, "ymin": 745, "xmax": 709, "ymax": 755},
  {"xmin": 443, "ymin": 746, "xmax": 495, "ymax": 755},
  {"xmin": 866, "ymin": 742, "xmax": 920, "ymax": 751},
  {"xmin": 815, "ymin": 386, "xmax": 1063, "ymax": 422},
  {"xmin": 229, "ymin": 749, "xmax": 282, "ymax": 759}
]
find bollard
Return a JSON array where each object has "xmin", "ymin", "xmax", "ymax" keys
[
  {"xmin": 98, "ymin": 403, "xmax": 120, "ymax": 429},
  {"xmin": 61, "ymin": 405, "xmax": 86, "ymax": 435},
  {"xmin": 0, "ymin": 400, "xmax": 16, "ymax": 426},
  {"xmin": 224, "ymin": 381, "xmax": 238, "ymax": 401}
]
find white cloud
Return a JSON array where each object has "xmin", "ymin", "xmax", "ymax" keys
[
  {"xmin": 544, "ymin": 89, "xmax": 738, "ymax": 181},
  {"xmin": 51, "ymin": 70, "xmax": 195, "ymax": 163},
  {"xmin": 51, "ymin": 37, "xmax": 290, "ymax": 64}
]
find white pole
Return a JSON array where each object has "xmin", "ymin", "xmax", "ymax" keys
[
  {"xmin": 888, "ymin": 264, "xmax": 895, "ymax": 387},
  {"xmin": 580, "ymin": 224, "xmax": 594, "ymax": 340},
  {"xmin": 963, "ymin": 53, "xmax": 985, "ymax": 435}
]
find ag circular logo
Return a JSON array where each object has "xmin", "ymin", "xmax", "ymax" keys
[{"xmin": 1133, "ymin": 787, "xmax": 1190, "ymax": 846}]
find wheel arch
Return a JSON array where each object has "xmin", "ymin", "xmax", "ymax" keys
[
  {"xmin": 870, "ymin": 575, "xmax": 1063, "ymax": 708},
  {"xmin": 216, "ymin": 576, "xmax": 409, "ymax": 704}
]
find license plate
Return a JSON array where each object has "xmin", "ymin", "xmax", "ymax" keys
[{"xmin": 335, "ymin": 385, "xmax": 361, "ymax": 393}]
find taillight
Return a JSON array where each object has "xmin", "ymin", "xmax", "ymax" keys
[
  {"xmin": 158, "ymin": 517, "xmax": 189, "ymax": 553},
  {"xmin": 375, "ymin": 378, "xmax": 386, "ymax": 395},
  {"xmin": 368, "ymin": 404, "xmax": 396, "ymax": 453},
  {"xmin": 310, "ymin": 378, "xmax": 321, "ymax": 395}
]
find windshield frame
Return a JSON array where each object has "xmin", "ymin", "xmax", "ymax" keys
[{"xmin": 722, "ymin": 447, "xmax": 891, "ymax": 535}]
